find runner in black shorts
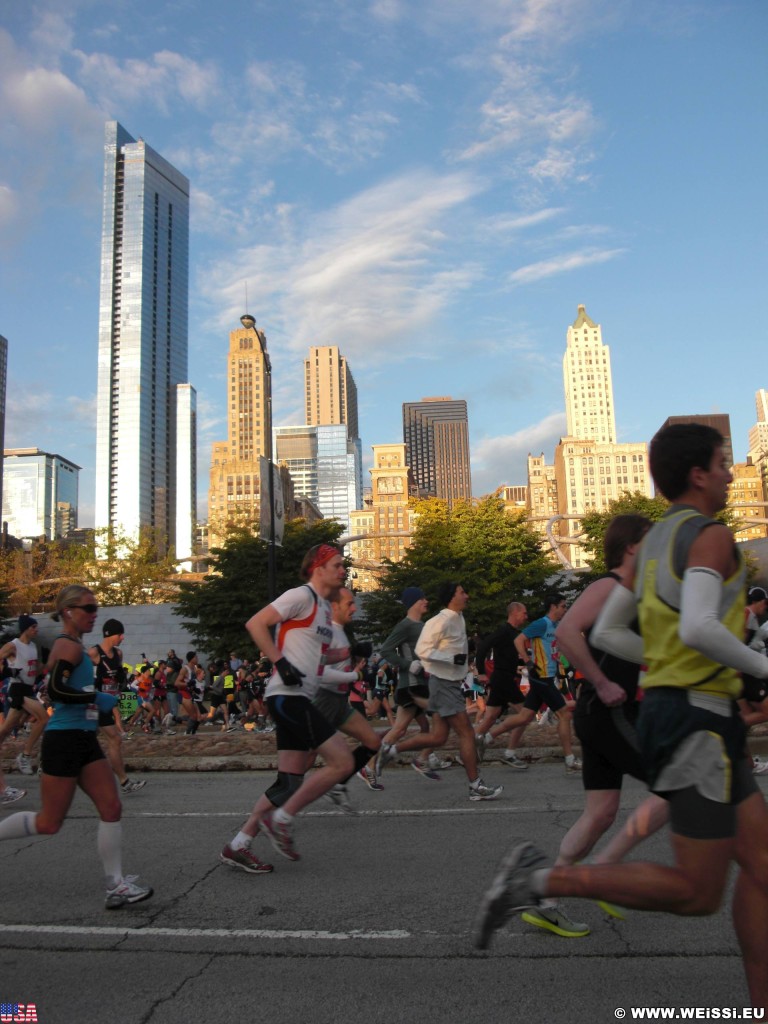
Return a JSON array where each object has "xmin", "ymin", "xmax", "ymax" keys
[
  {"xmin": 0, "ymin": 585, "xmax": 152, "ymax": 909},
  {"xmin": 474, "ymin": 602, "xmax": 529, "ymax": 769}
]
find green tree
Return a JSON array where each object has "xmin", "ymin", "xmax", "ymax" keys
[
  {"xmin": 362, "ymin": 493, "xmax": 554, "ymax": 641},
  {"xmin": 578, "ymin": 492, "xmax": 669, "ymax": 577},
  {"xmin": 174, "ymin": 518, "xmax": 345, "ymax": 659}
]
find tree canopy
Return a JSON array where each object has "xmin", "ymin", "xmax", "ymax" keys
[
  {"xmin": 174, "ymin": 517, "xmax": 345, "ymax": 659},
  {"xmin": 577, "ymin": 491, "xmax": 669, "ymax": 577},
  {"xmin": 0, "ymin": 527, "xmax": 179, "ymax": 614},
  {"xmin": 361, "ymin": 494, "xmax": 556, "ymax": 642}
]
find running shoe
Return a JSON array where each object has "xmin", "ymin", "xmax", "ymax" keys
[
  {"xmin": 374, "ymin": 742, "xmax": 396, "ymax": 778},
  {"xmin": 564, "ymin": 756, "xmax": 583, "ymax": 775},
  {"xmin": 753, "ymin": 757, "xmax": 768, "ymax": 776},
  {"xmin": 15, "ymin": 752, "xmax": 33, "ymax": 776},
  {"xmin": 162, "ymin": 713, "xmax": 175, "ymax": 729},
  {"xmin": 521, "ymin": 905, "xmax": 589, "ymax": 937},
  {"xmin": 412, "ymin": 758, "xmax": 441, "ymax": 781},
  {"xmin": 501, "ymin": 753, "xmax": 529, "ymax": 770},
  {"xmin": 325, "ymin": 784, "xmax": 357, "ymax": 813},
  {"xmin": 105, "ymin": 875, "xmax": 154, "ymax": 909},
  {"xmin": 220, "ymin": 843, "xmax": 274, "ymax": 874},
  {"xmin": 427, "ymin": 754, "xmax": 452, "ymax": 770},
  {"xmin": 121, "ymin": 778, "xmax": 147, "ymax": 793},
  {"xmin": 597, "ymin": 899, "xmax": 626, "ymax": 920},
  {"xmin": 356, "ymin": 767, "xmax": 384, "ymax": 791},
  {"xmin": 1, "ymin": 785, "xmax": 27, "ymax": 805},
  {"xmin": 468, "ymin": 779, "xmax": 503, "ymax": 801},
  {"xmin": 473, "ymin": 841, "xmax": 548, "ymax": 949},
  {"xmin": 260, "ymin": 813, "xmax": 300, "ymax": 861}
]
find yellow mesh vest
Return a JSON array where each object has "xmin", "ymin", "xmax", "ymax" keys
[{"xmin": 635, "ymin": 507, "xmax": 744, "ymax": 698}]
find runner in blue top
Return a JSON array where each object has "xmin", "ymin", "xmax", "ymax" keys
[{"xmin": 0, "ymin": 585, "xmax": 152, "ymax": 909}]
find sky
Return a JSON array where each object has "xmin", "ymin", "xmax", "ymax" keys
[{"xmin": 1, "ymin": 0, "xmax": 766, "ymax": 528}]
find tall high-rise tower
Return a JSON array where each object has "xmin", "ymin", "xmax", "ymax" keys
[
  {"xmin": 402, "ymin": 397, "xmax": 472, "ymax": 506},
  {"xmin": 95, "ymin": 121, "xmax": 194, "ymax": 554},
  {"xmin": 563, "ymin": 304, "xmax": 616, "ymax": 444},
  {"xmin": 304, "ymin": 345, "xmax": 359, "ymax": 440},
  {"xmin": 208, "ymin": 323, "xmax": 270, "ymax": 542},
  {"xmin": 303, "ymin": 344, "xmax": 361, "ymax": 510}
]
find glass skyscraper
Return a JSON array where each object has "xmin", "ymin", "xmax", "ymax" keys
[
  {"xmin": 95, "ymin": 121, "xmax": 194, "ymax": 555},
  {"xmin": 275, "ymin": 424, "xmax": 360, "ymax": 533},
  {"xmin": 3, "ymin": 448, "xmax": 80, "ymax": 540}
]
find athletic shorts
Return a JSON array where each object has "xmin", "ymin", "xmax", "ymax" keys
[
  {"xmin": 40, "ymin": 729, "xmax": 106, "ymax": 777},
  {"xmin": 428, "ymin": 676, "xmax": 465, "ymax": 718},
  {"xmin": 394, "ymin": 684, "xmax": 429, "ymax": 711},
  {"xmin": 209, "ymin": 693, "xmax": 227, "ymax": 708},
  {"xmin": 98, "ymin": 711, "xmax": 115, "ymax": 728},
  {"xmin": 573, "ymin": 694, "xmax": 646, "ymax": 790},
  {"xmin": 486, "ymin": 673, "xmax": 525, "ymax": 710},
  {"xmin": 523, "ymin": 676, "xmax": 566, "ymax": 713},
  {"xmin": 266, "ymin": 694, "xmax": 337, "ymax": 752},
  {"xmin": 638, "ymin": 688, "xmax": 758, "ymax": 840},
  {"xmin": 312, "ymin": 688, "xmax": 355, "ymax": 730},
  {"xmin": 8, "ymin": 681, "xmax": 35, "ymax": 711}
]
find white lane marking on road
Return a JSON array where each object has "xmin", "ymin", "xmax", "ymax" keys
[
  {"xmin": 118, "ymin": 806, "xmax": 542, "ymax": 818},
  {"xmin": 0, "ymin": 924, "xmax": 410, "ymax": 941}
]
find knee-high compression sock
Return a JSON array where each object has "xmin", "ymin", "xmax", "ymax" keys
[
  {"xmin": 0, "ymin": 811, "xmax": 38, "ymax": 840},
  {"xmin": 347, "ymin": 745, "xmax": 378, "ymax": 782},
  {"xmin": 97, "ymin": 820, "xmax": 123, "ymax": 888}
]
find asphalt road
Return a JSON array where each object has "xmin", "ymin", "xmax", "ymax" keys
[{"xmin": 1, "ymin": 764, "xmax": 764, "ymax": 1024}]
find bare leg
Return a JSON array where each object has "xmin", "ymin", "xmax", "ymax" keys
[
  {"xmin": 732, "ymin": 791, "xmax": 768, "ymax": 1007},
  {"xmin": 593, "ymin": 795, "xmax": 670, "ymax": 865}
]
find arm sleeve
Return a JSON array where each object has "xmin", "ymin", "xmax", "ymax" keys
[
  {"xmin": 379, "ymin": 620, "xmax": 412, "ymax": 672},
  {"xmin": 590, "ymin": 585, "xmax": 645, "ymax": 665},
  {"xmin": 748, "ymin": 620, "xmax": 768, "ymax": 653},
  {"xmin": 48, "ymin": 660, "xmax": 95, "ymax": 704},
  {"xmin": 679, "ymin": 568, "xmax": 768, "ymax": 677}
]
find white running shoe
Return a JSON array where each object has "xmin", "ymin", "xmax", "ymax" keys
[
  {"xmin": 15, "ymin": 752, "xmax": 34, "ymax": 776},
  {"xmin": 105, "ymin": 875, "xmax": 153, "ymax": 909},
  {"xmin": 469, "ymin": 779, "xmax": 503, "ymax": 801},
  {"xmin": 1, "ymin": 786, "xmax": 27, "ymax": 805}
]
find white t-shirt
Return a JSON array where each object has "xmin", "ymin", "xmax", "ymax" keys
[
  {"xmin": 317, "ymin": 621, "xmax": 360, "ymax": 694},
  {"xmin": 265, "ymin": 585, "xmax": 333, "ymax": 700},
  {"xmin": 10, "ymin": 638, "xmax": 39, "ymax": 684}
]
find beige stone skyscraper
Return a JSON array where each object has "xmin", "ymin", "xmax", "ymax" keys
[
  {"xmin": 563, "ymin": 304, "xmax": 616, "ymax": 444},
  {"xmin": 207, "ymin": 323, "xmax": 270, "ymax": 543},
  {"xmin": 304, "ymin": 345, "xmax": 359, "ymax": 440}
]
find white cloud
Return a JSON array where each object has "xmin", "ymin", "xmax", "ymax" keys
[
  {"xmin": 508, "ymin": 247, "xmax": 626, "ymax": 284},
  {"xmin": 472, "ymin": 411, "xmax": 567, "ymax": 493},
  {"xmin": 73, "ymin": 49, "xmax": 220, "ymax": 113},
  {"xmin": 203, "ymin": 168, "xmax": 486, "ymax": 362}
]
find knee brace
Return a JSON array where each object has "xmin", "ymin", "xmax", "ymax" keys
[{"xmin": 264, "ymin": 771, "xmax": 304, "ymax": 807}]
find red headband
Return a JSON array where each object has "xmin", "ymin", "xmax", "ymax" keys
[{"xmin": 308, "ymin": 544, "xmax": 340, "ymax": 574}]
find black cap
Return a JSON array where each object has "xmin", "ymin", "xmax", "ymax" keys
[{"xmin": 102, "ymin": 618, "xmax": 124, "ymax": 638}]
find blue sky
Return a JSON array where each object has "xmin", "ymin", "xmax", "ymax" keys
[{"xmin": 1, "ymin": 0, "xmax": 766, "ymax": 527}]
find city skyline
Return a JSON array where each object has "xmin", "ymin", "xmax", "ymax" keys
[{"xmin": 0, "ymin": 2, "xmax": 765, "ymax": 528}]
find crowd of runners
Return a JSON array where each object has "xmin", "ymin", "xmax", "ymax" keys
[{"xmin": 1, "ymin": 423, "xmax": 767, "ymax": 1004}]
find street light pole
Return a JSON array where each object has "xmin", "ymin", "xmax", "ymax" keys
[{"xmin": 240, "ymin": 313, "xmax": 276, "ymax": 601}]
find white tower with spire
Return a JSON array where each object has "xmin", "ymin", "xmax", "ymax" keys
[{"xmin": 563, "ymin": 304, "xmax": 616, "ymax": 444}]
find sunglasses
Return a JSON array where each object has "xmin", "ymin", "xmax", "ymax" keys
[{"xmin": 69, "ymin": 603, "xmax": 99, "ymax": 614}]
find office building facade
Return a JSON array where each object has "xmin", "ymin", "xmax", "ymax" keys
[
  {"xmin": 3, "ymin": 448, "xmax": 80, "ymax": 540},
  {"xmin": 402, "ymin": 396, "xmax": 472, "ymax": 505},
  {"xmin": 208, "ymin": 323, "xmax": 270, "ymax": 546},
  {"xmin": 563, "ymin": 304, "xmax": 616, "ymax": 444},
  {"xmin": 95, "ymin": 121, "xmax": 194, "ymax": 556},
  {"xmin": 274, "ymin": 424, "xmax": 361, "ymax": 533}
]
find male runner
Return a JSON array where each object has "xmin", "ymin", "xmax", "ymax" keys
[
  {"xmin": 89, "ymin": 619, "xmax": 146, "ymax": 794},
  {"xmin": 474, "ymin": 423, "xmax": 768, "ymax": 1010},
  {"xmin": 473, "ymin": 601, "xmax": 529, "ymax": 770},
  {"xmin": 219, "ymin": 543, "xmax": 354, "ymax": 870},
  {"xmin": 477, "ymin": 594, "xmax": 581, "ymax": 774},
  {"xmin": 313, "ymin": 587, "xmax": 381, "ymax": 812},
  {"xmin": 376, "ymin": 582, "xmax": 502, "ymax": 801}
]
